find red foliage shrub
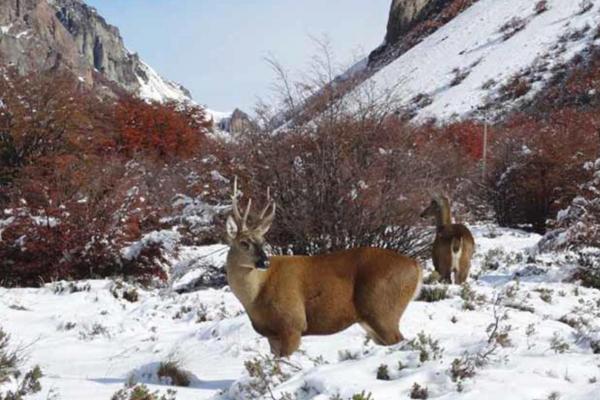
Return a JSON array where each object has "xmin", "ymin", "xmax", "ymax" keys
[
  {"xmin": 486, "ymin": 111, "xmax": 599, "ymax": 232},
  {"xmin": 114, "ymin": 98, "xmax": 211, "ymax": 160}
]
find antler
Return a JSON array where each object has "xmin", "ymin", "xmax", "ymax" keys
[
  {"xmin": 259, "ymin": 187, "xmax": 272, "ymax": 219},
  {"xmin": 258, "ymin": 186, "xmax": 276, "ymax": 227},
  {"xmin": 231, "ymin": 176, "xmax": 252, "ymax": 231}
]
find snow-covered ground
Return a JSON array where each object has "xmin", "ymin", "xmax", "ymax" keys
[
  {"xmin": 346, "ymin": 0, "xmax": 600, "ymax": 121},
  {"xmin": 1, "ymin": 226, "xmax": 599, "ymax": 399}
]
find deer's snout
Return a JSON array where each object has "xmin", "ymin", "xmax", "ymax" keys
[{"xmin": 256, "ymin": 246, "xmax": 270, "ymax": 269}]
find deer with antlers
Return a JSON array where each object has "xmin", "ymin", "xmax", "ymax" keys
[
  {"xmin": 224, "ymin": 178, "xmax": 423, "ymax": 357},
  {"xmin": 420, "ymin": 194, "xmax": 474, "ymax": 284}
]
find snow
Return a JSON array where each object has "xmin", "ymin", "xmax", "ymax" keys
[
  {"xmin": 345, "ymin": 0, "xmax": 600, "ymax": 122},
  {"xmin": 134, "ymin": 62, "xmax": 233, "ymax": 132},
  {"xmin": 0, "ymin": 24, "xmax": 12, "ymax": 34},
  {"xmin": 136, "ymin": 61, "xmax": 191, "ymax": 104},
  {"xmin": 206, "ymin": 109, "xmax": 233, "ymax": 125},
  {"xmin": 120, "ymin": 228, "xmax": 181, "ymax": 261},
  {"xmin": 1, "ymin": 225, "xmax": 599, "ymax": 399}
]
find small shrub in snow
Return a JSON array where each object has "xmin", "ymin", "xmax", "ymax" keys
[
  {"xmin": 405, "ymin": 332, "xmax": 444, "ymax": 363},
  {"xmin": 534, "ymin": 1, "xmax": 548, "ymax": 14},
  {"xmin": 422, "ymin": 270, "xmax": 441, "ymax": 284},
  {"xmin": 350, "ymin": 392, "xmax": 373, "ymax": 400},
  {"xmin": 376, "ymin": 364, "xmax": 390, "ymax": 380},
  {"xmin": 536, "ymin": 288, "xmax": 554, "ymax": 304},
  {"xmin": 481, "ymin": 78, "xmax": 496, "ymax": 90},
  {"xmin": 450, "ymin": 68, "xmax": 470, "ymax": 87},
  {"xmin": 409, "ymin": 383, "xmax": 429, "ymax": 399},
  {"xmin": 78, "ymin": 323, "xmax": 110, "ymax": 341},
  {"xmin": 481, "ymin": 248, "xmax": 506, "ymax": 271},
  {"xmin": 110, "ymin": 384, "xmax": 177, "ymax": 400},
  {"xmin": 417, "ymin": 285, "xmax": 449, "ymax": 302},
  {"xmin": 110, "ymin": 281, "xmax": 140, "ymax": 303},
  {"xmin": 450, "ymin": 356, "xmax": 476, "ymax": 382},
  {"xmin": 51, "ymin": 281, "xmax": 91, "ymax": 295},
  {"xmin": 590, "ymin": 340, "xmax": 600, "ymax": 354},
  {"xmin": 486, "ymin": 301, "xmax": 512, "ymax": 348},
  {"xmin": 578, "ymin": 0, "xmax": 593, "ymax": 15},
  {"xmin": 123, "ymin": 288, "xmax": 139, "ymax": 303},
  {"xmin": 499, "ymin": 76, "xmax": 532, "ymax": 100},
  {"xmin": 157, "ymin": 361, "xmax": 191, "ymax": 387},
  {"xmin": 499, "ymin": 17, "xmax": 527, "ymax": 41},
  {"xmin": 460, "ymin": 283, "xmax": 486, "ymax": 310},
  {"xmin": 526, "ymin": 323, "xmax": 537, "ymax": 350},
  {"xmin": 236, "ymin": 355, "xmax": 296, "ymax": 398},
  {"xmin": 549, "ymin": 332, "xmax": 570, "ymax": 354},
  {"xmin": 338, "ymin": 349, "xmax": 361, "ymax": 361},
  {"xmin": 573, "ymin": 251, "xmax": 600, "ymax": 289},
  {"xmin": 411, "ymin": 93, "xmax": 433, "ymax": 110},
  {"xmin": 547, "ymin": 392, "xmax": 561, "ymax": 400},
  {"xmin": 0, "ymin": 327, "xmax": 42, "ymax": 400}
]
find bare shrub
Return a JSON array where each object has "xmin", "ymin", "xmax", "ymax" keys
[
  {"xmin": 450, "ymin": 68, "xmax": 470, "ymax": 87},
  {"xmin": 499, "ymin": 76, "xmax": 531, "ymax": 101},
  {"xmin": 417, "ymin": 285, "xmax": 449, "ymax": 302},
  {"xmin": 157, "ymin": 361, "xmax": 191, "ymax": 387},
  {"xmin": 0, "ymin": 327, "xmax": 42, "ymax": 400},
  {"xmin": 236, "ymin": 41, "xmax": 481, "ymax": 257},
  {"xmin": 404, "ymin": 332, "xmax": 444, "ymax": 363},
  {"xmin": 409, "ymin": 383, "xmax": 429, "ymax": 399},
  {"xmin": 376, "ymin": 364, "xmax": 390, "ymax": 380},
  {"xmin": 578, "ymin": 0, "xmax": 593, "ymax": 15},
  {"xmin": 110, "ymin": 383, "xmax": 177, "ymax": 400}
]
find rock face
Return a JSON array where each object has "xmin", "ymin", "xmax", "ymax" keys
[
  {"xmin": 217, "ymin": 109, "xmax": 255, "ymax": 135},
  {"xmin": 0, "ymin": 0, "xmax": 190, "ymax": 102},
  {"xmin": 385, "ymin": 0, "xmax": 442, "ymax": 45}
]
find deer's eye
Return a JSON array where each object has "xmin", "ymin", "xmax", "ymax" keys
[{"xmin": 240, "ymin": 240, "xmax": 251, "ymax": 250}]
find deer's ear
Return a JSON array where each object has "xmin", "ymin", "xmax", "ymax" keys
[{"xmin": 226, "ymin": 215, "xmax": 239, "ymax": 240}]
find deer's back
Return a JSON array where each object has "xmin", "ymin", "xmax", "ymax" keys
[{"xmin": 434, "ymin": 224, "xmax": 474, "ymax": 248}]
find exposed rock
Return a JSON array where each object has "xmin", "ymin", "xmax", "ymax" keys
[
  {"xmin": 0, "ymin": 0, "xmax": 190, "ymax": 102},
  {"xmin": 385, "ymin": 0, "xmax": 442, "ymax": 45},
  {"xmin": 217, "ymin": 108, "xmax": 255, "ymax": 135}
]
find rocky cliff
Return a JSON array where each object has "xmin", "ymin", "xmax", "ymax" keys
[
  {"xmin": 385, "ymin": 0, "xmax": 439, "ymax": 45},
  {"xmin": 0, "ymin": 0, "xmax": 191, "ymax": 102}
]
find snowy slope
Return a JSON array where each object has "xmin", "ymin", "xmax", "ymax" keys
[
  {"xmin": 347, "ymin": 0, "xmax": 600, "ymax": 122},
  {"xmin": 136, "ymin": 61, "xmax": 192, "ymax": 104},
  {"xmin": 1, "ymin": 226, "xmax": 599, "ymax": 399}
]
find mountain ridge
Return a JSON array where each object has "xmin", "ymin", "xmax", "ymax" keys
[{"xmin": 0, "ymin": 0, "xmax": 191, "ymax": 103}]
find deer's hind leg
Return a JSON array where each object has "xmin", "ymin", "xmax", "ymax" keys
[
  {"xmin": 357, "ymin": 292, "xmax": 407, "ymax": 346},
  {"xmin": 360, "ymin": 317, "xmax": 403, "ymax": 346}
]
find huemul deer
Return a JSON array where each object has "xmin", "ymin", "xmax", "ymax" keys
[
  {"xmin": 224, "ymin": 179, "xmax": 423, "ymax": 357},
  {"xmin": 420, "ymin": 194, "xmax": 474, "ymax": 284}
]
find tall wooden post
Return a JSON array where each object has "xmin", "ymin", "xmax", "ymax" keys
[{"xmin": 482, "ymin": 119, "xmax": 488, "ymax": 179}]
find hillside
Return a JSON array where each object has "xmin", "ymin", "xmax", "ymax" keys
[
  {"xmin": 335, "ymin": 0, "xmax": 600, "ymax": 122},
  {"xmin": 0, "ymin": 0, "xmax": 191, "ymax": 102}
]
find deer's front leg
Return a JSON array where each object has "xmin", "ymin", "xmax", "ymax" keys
[
  {"xmin": 277, "ymin": 329, "xmax": 302, "ymax": 357},
  {"xmin": 267, "ymin": 337, "xmax": 283, "ymax": 357}
]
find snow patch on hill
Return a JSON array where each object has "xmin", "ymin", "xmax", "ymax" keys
[
  {"xmin": 137, "ymin": 61, "xmax": 192, "ymax": 103},
  {"xmin": 349, "ymin": 0, "xmax": 600, "ymax": 122}
]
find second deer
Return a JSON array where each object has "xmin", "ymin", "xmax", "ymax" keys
[{"xmin": 421, "ymin": 194, "xmax": 474, "ymax": 284}]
